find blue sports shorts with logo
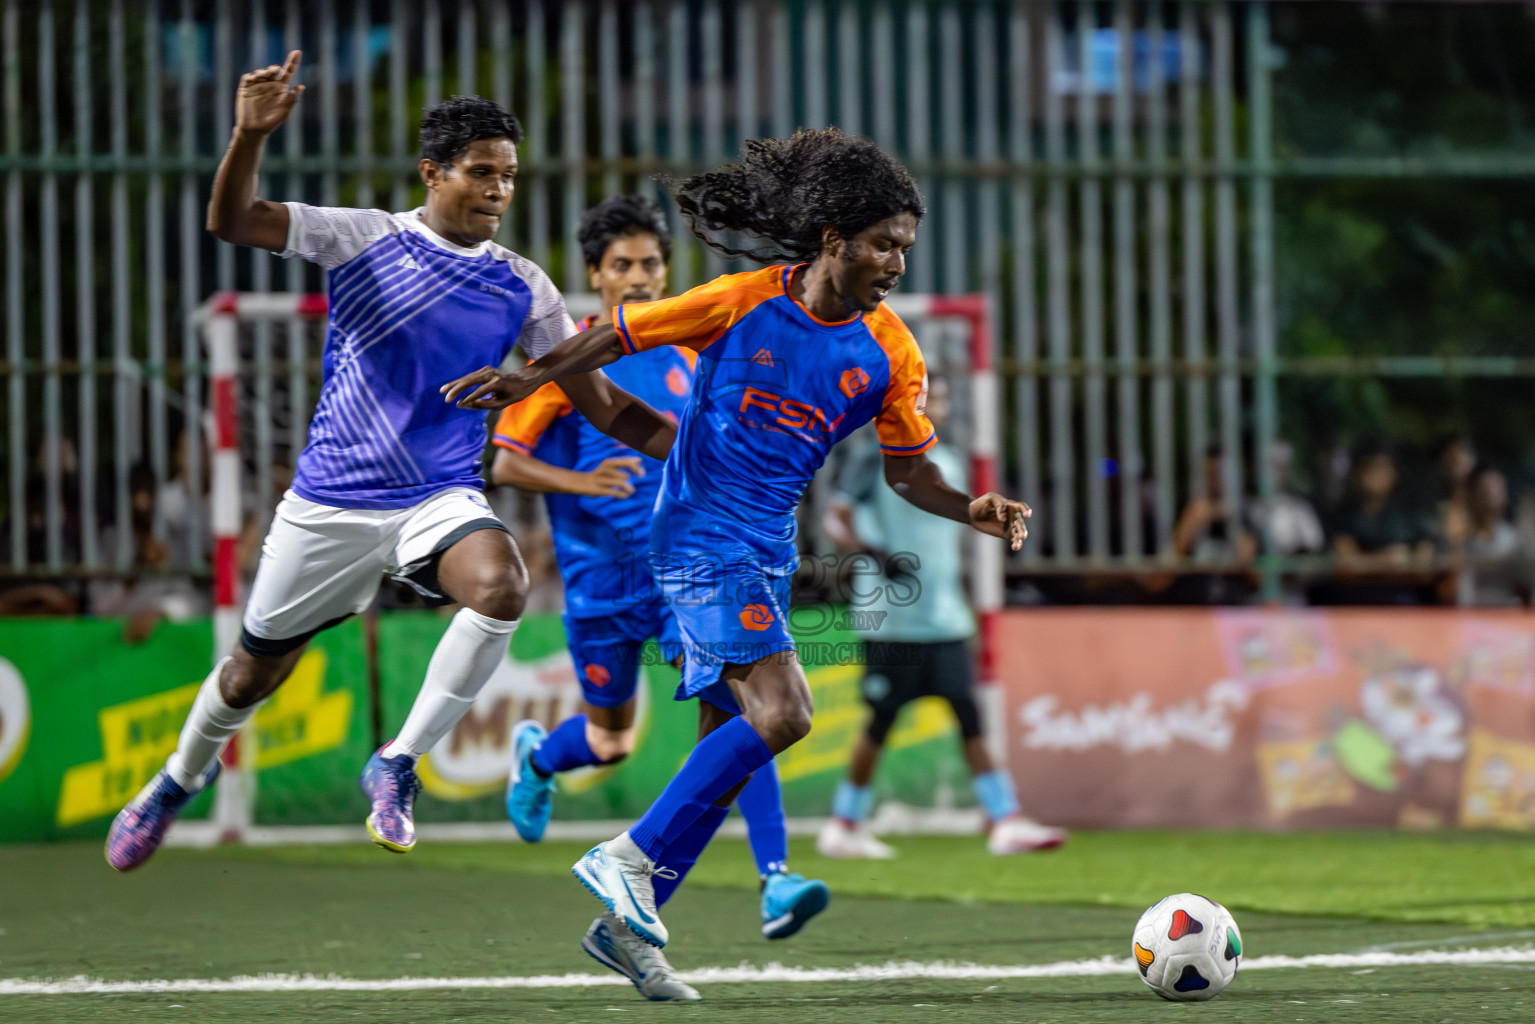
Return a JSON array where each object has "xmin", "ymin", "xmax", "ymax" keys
[
  {"xmin": 652, "ymin": 553, "xmax": 796, "ymax": 715},
  {"xmin": 564, "ymin": 599, "xmax": 684, "ymax": 709}
]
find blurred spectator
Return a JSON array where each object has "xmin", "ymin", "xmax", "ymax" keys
[
  {"xmin": 1433, "ymin": 434, "xmax": 1478, "ymax": 550},
  {"xmin": 1247, "ymin": 440, "xmax": 1325, "ymax": 557},
  {"xmin": 1453, "ymin": 464, "xmax": 1527, "ymax": 607},
  {"xmin": 1322, "ymin": 441, "xmax": 1437, "ymax": 605},
  {"xmin": 1170, "ymin": 444, "xmax": 1256, "ymax": 605},
  {"xmin": 0, "ymin": 436, "xmax": 86, "ymax": 615},
  {"xmin": 90, "ymin": 462, "xmax": 207, "ymax": 643},
  {"xmin": 1330, "ymin": 443, "xmax": 1434, "ymax": 570},
  {"xmin": 1173, "ymin": 445, "xmax": 1257, "ymax": 564},
  {"xmin": 157, "ymin": 424, "xmax": 211, "ymax": 574}
]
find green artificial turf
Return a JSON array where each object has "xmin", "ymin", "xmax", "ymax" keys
[{"xmin": 1, "ymin": 832, "xmax": 1532, "ymax": 1023}]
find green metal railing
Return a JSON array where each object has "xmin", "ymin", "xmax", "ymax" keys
[{"xmin": 1, "ymin": 0, "xmax": 1532, "ymax": 597}]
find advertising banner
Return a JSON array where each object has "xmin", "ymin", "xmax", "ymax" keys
[
  {"xmin": 0, "ymin": 619, "xmax": 368, "ymax": 841},
  {"xmin": 996, "ymin": 608, "xmax": 1535, "ymax": 830},
  {"xmin": 0, "ymin": 608, "xmax": 966, "ymax": 839},
  {"xmin": 377, "ymin": 608, "xmax": 969, "ymax": 823}
]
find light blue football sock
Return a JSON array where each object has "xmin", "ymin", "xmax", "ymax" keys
[
  {"xmin": 832, "ymin": 779, "xmax": 874, "ymax": 824},
  {"xmin": 973, "ymin": 769, "xmax": 1020, "ymax": 822}
]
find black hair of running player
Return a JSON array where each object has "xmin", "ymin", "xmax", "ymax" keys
[
  {"xmin": 578, "ymin": 195, "xmax": 673, "ymax": 269},
  {"xmin": 419, "ymin": 96, "xmax": 524, "ymax": 164},
  {"xmin": 668, "ymin": 127, "xmax": 926, "ymax": 263}
]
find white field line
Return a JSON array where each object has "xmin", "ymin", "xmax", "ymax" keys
[{"xmin": 5, "ymin": 948, "xmax": 1535, "ymax": 996}]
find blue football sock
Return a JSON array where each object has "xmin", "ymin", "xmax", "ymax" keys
[
  {"xmin": 628, "ymin": 716, "xmax": 773, "ymax": 861},
  {"xmin": 530, "ymin": 714, "xmax": 599, "ymax": 776},
  {"xmin": 651, "ymin": 804, "xmax": 729, "ymax": 907},
  {"xmin": 973, "ymin": 768, "xmax": 1021, "ymax": 822},
  {"xmin": 738, "ymin": 760, "xmax": 788, "ymax": 876},
  {"xmin": 832, "ymin": 779, "xmax": 875, "ymax": 824}
]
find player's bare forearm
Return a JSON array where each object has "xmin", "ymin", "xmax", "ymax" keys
[
  {"xmin": 884, "ymin": 452, "xmax": 972, "ymax": 522},
  {"xmin": 207, "ymin": 51, "xmax": 303, "ymax": 251},
  {"xmin": 560, "ymin": 371, "xmax": 677, "ymax": 462},
  {"xmin": 490, "ymin": 447, "xmax": 593, "ymax": 493},
  {"xmin": 207, "ymin": 129, "xmax": 289, "ymax": 250},
  {"xmin": 884, "ymin": 451, "xmax": 1031, "ymax": 550},
  {"xmin": 440, "ymin": 325, "xmax": 628, "ymax": 410}
]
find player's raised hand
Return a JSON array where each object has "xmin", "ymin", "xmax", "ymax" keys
[
  {"xmin": 585, "ymin": 457, "xmax": 644, "ymax": 498},
  {"xmin": 968, "ymin": 492, "xmax": 1032, "ymax": 551},
  {"xmin": 440, "ymin": 366, "xmax": 540, "ymax": 410},
  {"xmin": 236, "ymin": 50, "xmax": 304, "ymax": 136}
]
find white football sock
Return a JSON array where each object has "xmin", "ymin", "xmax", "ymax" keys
[
  {"xmin": 166, "ymin": 657, "xmax": 259, "ymax": 791},
  {"xmin": 383, "ymin": 607, "xmax": 518, "ymax": 762}
]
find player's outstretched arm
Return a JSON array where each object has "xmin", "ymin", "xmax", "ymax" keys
[
  {"xmin": 441, "ymin": 322, "xmax": 628, "ymax": 410},
  {"xmin": 883, "ymin": 452, "xmax": 1031, "ymax": 551},
  {"xmin": 491, "ymin": 447, "xmax": 642, "ymax": 498},
  {"xmin": 558, "ymin": 371, "xmax": 677, "ymax": 463},
  {"xmin": 206, "ymin": 50, "xmax": 304, "ymax": 252}
]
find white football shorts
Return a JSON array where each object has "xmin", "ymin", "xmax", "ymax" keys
[{"xmin": 240, "ymin": 486, "xmax": 510, "ymax": 655}]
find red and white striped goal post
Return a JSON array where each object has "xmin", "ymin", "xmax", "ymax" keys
[{"xmin": 194, "ymin": 292, "xmax": 330, "ymax": 841}]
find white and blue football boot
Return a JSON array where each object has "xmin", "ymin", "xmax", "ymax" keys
[
  {"xmin": 505, "ymin": 719, "xmax": 553, "ymax": 842},
  {"xmin": 572, "ymin": 832, "xmax": 668, "ymax": 947},
  {"xmin": 582, "ymin": 914, "xmax": 700, "ymax": 1001},
  {"xmin": 760, "ymin": 871, "xmax": 831, "ymax": 940}
]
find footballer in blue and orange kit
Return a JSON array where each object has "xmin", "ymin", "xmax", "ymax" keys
[
  {"xmin": 442, "ymin": 129, "xmax": 1032, "ymax": 969},
  {"xmin": 488, "ymin": 198, "xmax": 827, "ymax": 994}
]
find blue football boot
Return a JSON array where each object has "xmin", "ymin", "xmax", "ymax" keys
[
  {"xmin": 760, "ymin": 871, "xmax": 831, "ymax": 940},
  {"xmin": 505, "ymin": 719, "xmax": 554, "ymax": 842}
]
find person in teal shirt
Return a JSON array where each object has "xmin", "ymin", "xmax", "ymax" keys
[{"xmin": 818, "ymin": 377, "xmax": 1068, "ymax": 858}]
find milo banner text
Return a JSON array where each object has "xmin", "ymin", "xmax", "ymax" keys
[{"xmin": 998, "ymin": 609, "xmax": 1535, "ymax": 829}]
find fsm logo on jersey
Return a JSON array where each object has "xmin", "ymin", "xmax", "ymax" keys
[{"xmin": 0, "ymin": 657, "xmax": 29, "ymax": 784}]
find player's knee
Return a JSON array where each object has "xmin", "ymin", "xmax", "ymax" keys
[
  {"xmin": 770, "ymin": 693, "xmax": 814, "ymax": 748},
  {"xmin": 463, "ymin": 563, "xmax": 528, "ymax": 621},
  {"xmin": 221, "ymin": 647, "xmax": 295, "ymax": 708}
]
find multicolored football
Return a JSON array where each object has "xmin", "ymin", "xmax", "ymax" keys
[{"xmin": 1131, "ymin": 893, "xmax": 1243, "ymax": 1001}]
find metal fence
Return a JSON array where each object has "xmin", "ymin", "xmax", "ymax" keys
[{"xmin": 2, "ymin": 0, "xmax": 1532, "ymax": 590}]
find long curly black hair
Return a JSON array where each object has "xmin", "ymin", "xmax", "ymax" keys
[{"xmin": 669, "ymin": 128, "xmax": 925, "ymax": 263}]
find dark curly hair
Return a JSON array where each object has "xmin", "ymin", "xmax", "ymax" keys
[
  {"xmin": 578, "ymin": 194, "xmax": 673, "ymax": 269},
  {"xmin": 669, "ymin": 128, "xmax": 925, "ymax": 263},
  {"xmin": 419, "ymin": 95, "xmax": 524, "ymax": 164}
]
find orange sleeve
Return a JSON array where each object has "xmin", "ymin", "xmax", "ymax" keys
[
  {"xmin": 867, "ymin": 308, "xmax": 938, "ymax": 456},
  {"xmin": 615, "ymin": 266, "xmax": 785, "ymax": 355},
  {"xmin": 491, "ymin": 382, "xmax": 574, "ymax": 454}
]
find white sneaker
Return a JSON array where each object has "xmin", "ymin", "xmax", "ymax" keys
[
  {"xmin": 815, "ymin": 818, "xmax": 896, "ymax": 860},
  {"xmin": 572, "ymin": 832, "xmax": 668, "ymax": 947},
  {"xmin": 987, "ymin": 816, "xmax": 1068, "ymax": 855},
  {"xmin": 582, "ymin": 914, "xmax": 700, "ymax": 1002}
]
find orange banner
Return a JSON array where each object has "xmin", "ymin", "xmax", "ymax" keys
[{"xmin": 996, "ymin": 609, "xmax": 1535, "ymax": 829}]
